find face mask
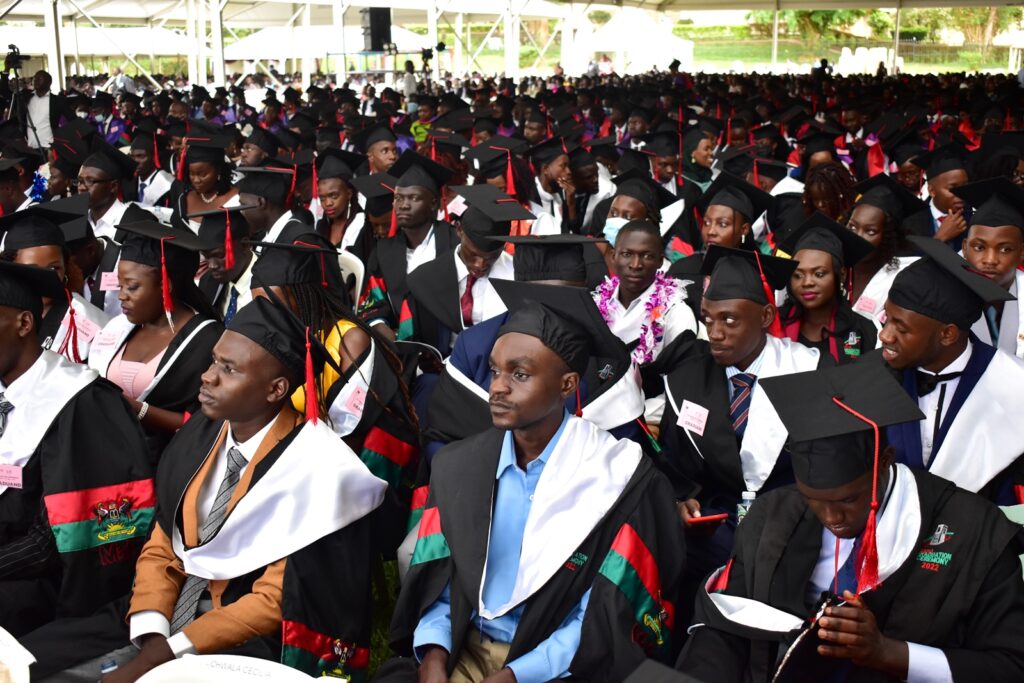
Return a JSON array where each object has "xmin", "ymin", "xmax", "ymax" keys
[
  {"xmin": 603, "ymin": 216, "xmax": 628, "ymax": 246},
  {"xmin": 76, "ymin": 111, "xmax": 89, "ymax": 119},
  {"xmin": 94, "ymin": 113, "xmax": 107, "ymax": 123},
  {"xmin": 603, "ymin": 107, "xmax": 613, "ymax": 117}
]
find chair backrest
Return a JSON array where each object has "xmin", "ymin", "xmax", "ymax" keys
[
  {"xmin": 137, "ymin": 654, "xmax": 316, "ymax": 682},
  {"xmin": 338, "ymin": 249, "xmax": 364, "ymax": 304}
]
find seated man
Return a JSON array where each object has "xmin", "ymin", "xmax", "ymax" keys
[
  {"xmin": 679, "ymin": 361, "xmax": 1024, "ymax": 682},
  {"xmin": 879, "ymin": 235, "xmax": 1024, "ymax": 503},
  {"xmin": 0, "ymin": 263, "xmax": 150, "ymax": 641},
  {"xmin": 89, "ymin": 297, "xmax": 387, "ymax": 682},
  {"xmin": 385, "ymin": 288, "xmax": 686, "ymax": 683},
  {"xmin": 657, "ymin": 246, "xmax": 825, "ymax": 613},
  {"xmin": 955, "ymin": 178, "xmax": 1024, "ymax": 359}
]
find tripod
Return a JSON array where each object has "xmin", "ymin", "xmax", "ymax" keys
[{"xmin": 4, "ymin": 46, "xmax": 44, "ymax": 150}]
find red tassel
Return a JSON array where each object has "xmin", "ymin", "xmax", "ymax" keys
[
  {"xmin": 753, "ymin": 251, "xmax": 783, "ymax": 337},
  {"xmin": 159, "ymin": 236, "xmax": 176, "ymax": 328},
  {"xmin": 726, "ymin": 117, "xmax": 732, "ymax": 146},
  {"xmin": 222, "ymin": 209, "xmax": 235, "ymax": 272},
  {"xmin": 752, "ymin": 159, "xmax": 761, "ymax": 188},
  {"xmin": 441, "ymin": 186, "xmax": 450, "ymax": 222},
  {"xmin": 304, "ymin": 327, "xmax": 319, "ymax": 424},
  {"xmin": 502, "ymin": 149, "xmax": 517, "ymax": 199},
  {"xmin": 574, "ymin": 385, "xmax": 583, "ymax": 417},
  {"xmin": 175, "ymin": 142, "xmax": 188, "ymax": 182},
  {"xmin": 830, "ymin": 396, "xmax": 881, "ymax": 593},
  {"xmin": 152, "ymin": 134, "xmax": 161, "ymax": 170},
  {"xmin": 311, "ymin": 156, "xmax": 319, "ymax": 201},
  {"xmin": 430, "ymin": 138, "xmax": 437, "ymax": 162},
  {"xmin": 470, "ymin": 128, "xmax": 478, "ymax": 146},
  {"xmin": 57, "ymin": 288, "xmax": 82, "ymax": 363},
  {"xmin": 287, "ymin": 164, "xmax": 297, "ymax": 207}
]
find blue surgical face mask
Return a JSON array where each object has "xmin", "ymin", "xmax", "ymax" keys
[
  {"xmin": 94, "ymin": 113, "xmax": 107, "ymax": 123},
  {"xmin": 603, "ymin": 216, "xmax": 628, "ymax": 246}
]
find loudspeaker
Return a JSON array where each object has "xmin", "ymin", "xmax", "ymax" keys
[{"xmin": 361, "ymin": 8, "xmax": 392, "ymax": 53}]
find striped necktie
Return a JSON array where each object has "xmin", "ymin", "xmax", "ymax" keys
[
  {"xmin": 0, "ymin": 393, "xmax": 13, "ymax": 439},
  {"xmin": 729, "ymin": 373, "xmax": 757, "ymax": 437},
  {"xmin": 169, "ymin": 446, "xmax": 247, "ymax": 633}
]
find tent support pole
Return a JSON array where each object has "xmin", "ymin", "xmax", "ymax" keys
[
  {"xmin": 185, "ymin": 0, "xmax": 197, "ymax": 86},
  {"xmin": 301, "ymin": 0, "xmax": 312, "ymax": 89},
  {"xmin": 892, "ymin": 2, "xmax": 901, "ymax": 72},
  {"xmin": 66, "ymin": 0, "xmax": 160, "ymax": 88},
  {"xmin": 427, "ymin": 0, "xmax": 439, "ymax": 82},
  {"xmin": 44, "ymin": 0, "xmax": 64, "ymax": 88},
  {"xmin": 332, "ymin": 0, "xmax": 346, "ymax": 84},
  {"xmin": 210, "ymin": 0, "xmax": 225, "ymax": 85},
  {"xmin": 771, "ymin": 5, "xmax": 779, "ymax": 71}
]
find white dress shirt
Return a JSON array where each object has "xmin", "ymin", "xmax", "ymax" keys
[
  {"xmin": 89, "ymin": 200, "xmax": 129, "ymax": 242},
  {"xmin": 26, "ymin": 93, "xmax": 53, "ymax": 148},
  {"xmin": 918, "ymin": 342, "xmax": 972, "ymax": 466},
  {"xmin": 598, "ymin": 278, "xmax": 696, "ymax": 364},
  {"xmin": 138, "ymin": 169, "xmax": 174, "ymax": 207},
  {"xmin": 261, "ymin": 210, "xmax": 295, "ymax": 247},
  {"xmin": 725, "ymin": 342, "xmax": 767, "ymax": 401},
  {"xmin": 405, "ymin": 226, "xmax": 437, "ymax": 273},
  {"xmin": 129, "ymin": 417, "xmax": 276, "ymax": 657},
  {"xmin": 454, "ymin": 246, "xmax": 513, "ymax": 327}
]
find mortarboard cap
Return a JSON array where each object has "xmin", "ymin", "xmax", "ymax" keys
[
  {"xmin": 852, "ymin": 173, "xmax": 927, "ymax": 224},
  {"xmin": 952, "ymin": 177, "xmax": 1024, "ymax": 231},
  {"xmin": 350, "ymin": 125, "xmax": 397, "ymax": 153},
  {"xmin": 249, "ymin": 231, "xmax": 340, "ymax": 290},
  {"xmin": 245, "ymin": 127, "xmax": 281, "ymax": 156},
  {"xmin": 315, "ymin": 148, "xmax": 365, "ymax": 181},
  {"xmin": 190, "ymin": 204, "xmax": 256, "ymax": 271},
  {"xmin": 235, "ymin": 165, "xmax": 298, "ymax": 206},
  {"xmin": 452, "ymin": 184, "xmax": 534, "ymax": 250},
  {"xmin": 81, "ymin": 139, "xmax": 135, "ymax": 180},
  {"xmin": 391, "ymin": 151, "xmax": 454, "ymax": 195},
  {"xmin": 0, "ymin": 260, "xmax": 66, "ymax": 319},
  {"xmin": 612, "ymin": 168, "xmax": 678, "ymax": 211},
  {"xmin": 889, "ymin": 235, "xmax": 1015, "ymax": 329},
  {"xmin": 350, "ymin": 171, "xmax": 397, "ymax": 216},
  {"xmin": 702, "ymin": 244, "xmax": 796, "ymax": 304},
  {"xmin": 497, "ymin": 234, "xmax": 603, "ymax": 284},
  {"xmin": 778, "ymin": 212, "xmax": 873, "ymax": 267},
  {"xmin": 526, "ymin": 137, "xmax": 573, "ymax": 168},
  {"xmin": 696, "ymin": 172, "xmax": 774, "ymax": 223},
  {"xmin": 912, "ymin": 143, "xmax": 966, "ymax": 179}
]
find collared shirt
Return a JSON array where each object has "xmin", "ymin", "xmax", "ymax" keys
[
  {"xmin": 218, "ymin": 257, "xmax": 256, "ymax": 319},
  {"xmin": 530, "ymin": 179, "xmax": 563, "ymax": 236},
  {"xmin": 261, "ymin": 211, "xmax": 295, "ymax": 247},
  {"xmin": 0, "ymin": 352, "xmax": 48, "ymax": 455},
  {"xmin": 406, "ymin": 225, "xmax": 437, "ymax": 274},
  {"xmin": 918, "ymin": 342, "xmax": 972, "ymax": 466},
  {"xmin": 130, "ymin": 415, "xmax": 277, "ymax": 658},
  {"xmin": 26, "ymin": 93, "xmax": 53, "ymax": 148},
  {"xmin": 90, "ymin": 200, "xmax": 129, "ymax": 242},
  {"xmin": 454, "ymin": 246, "xmax": 513, "ymax": 327},
  {"xmin": 413, "ymin": 412, "xmax": 592, "ymax": 683},
  {"xmin": 725, "ymin": 340, "xmax": 768, "ymax": 402},
  {"xmin": 597, "ymin": 278, "xmax": 696, "ymax": 364}
]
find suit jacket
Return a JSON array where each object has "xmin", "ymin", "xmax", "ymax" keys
[{"xmin": 127, "ymin": 408, "xmax": 302, "ymax": 653}]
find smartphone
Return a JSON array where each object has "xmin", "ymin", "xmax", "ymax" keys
[{"xmin": 686, "ymin": 512, "xmax": 729, "ymax": 525}]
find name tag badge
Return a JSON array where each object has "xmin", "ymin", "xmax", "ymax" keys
[
  {"xmin": 678, "ymin": 400, "xmax": 709, "ymax": 437},
  {"xmin": 345, "ymin": 385, "xmax": 367, "ymax": 415},
  {"xmin": 853, "ymin": 296, "xmax": 877, "ymax": 314},
  {"xmin": 74, "ymin": 315, "xmax": 102, "ymax": 343},
  {"xmin": 99, "ymin": 272, "xmax": 119, "ymax": 292},
  {"xmin": 0, "ymin": 464, "xmax": 23, "ymax": 489},
  {"xmin": 91, "ymin": 330, "xmax": 119, "ymax": 354}
]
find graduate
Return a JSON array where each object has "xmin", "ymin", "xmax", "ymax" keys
[
  {"xmin": 238, "ymin": 127, "xmax": 280, "ymax": 168},
  {"xmin": 776, "ymin": 212, "xmax": 878, "ymax": 364},
  {"xmin": 128, "ymin": 131, "xmax": 173, "ymax": 208},
  {"xmin": 422, "ymin": 236, "xmax": 647, "ymax": 462},
  {"xmin": 192, "ymin": 205, "xmax": 256, "ymax": 324},
  {"xmin": 79, "ymin": 141, "xmax": 136, "ymax": 242},
  {"xmin": 88, "ymin": 220, "xmax": 223, "ymax": 460},
  {"xmin": 383, "ymin": 290, "xmax": 685, "ymax": 683},
  {"xmin": 845, "ymin": 174, "xmax": 926, "ymax": 328},
  {"xmin": 350, "ymin": 124, "xmax": 399, "ymax": 175},
  {"xmin": 878, "ymin": 235, "xmax": 1024, "ymax": 503},
  {"xmin": 358, "ymin": 151, "xmax": 457, "ymax": 341},
  {"xmin": 0, "ymin": 208, "xmax": 110, "ymax": 362},
  {"xmin": 912, "ymin": 144, "xmax": 970, "ymax": 249},
  {"xmin": 679, "ymin": 360, "xmax": 1024, "ymax": 682},
  {"xmin": 657, "ymin": 246, "xmax": 825, "ymax": 614},
  {"xmin": 91, "ymin": 297, "xmax": 387, "ymax": 682},
  {"xmin": 597, "ymin": 168, "xmax": 693, "ymax": 264},
  {"xmin": 235, "ymin": 164, "xmax": 308, "ymax": 246},
  {"xmin": 405, "ymin": 185, "xmax": 525, "ymax": 356},
  {"xmin": 955, "ymin": 178, "xmax": 1024, "ymax": 358},
  {"xmin": 0, "ymin": 262, "xmax": 151, "ymax": 641},
  {"xmin": 172, "ymin": 136, "xmax": 239, "ymax": 232},
  {"xmin": 527, "ymin": 137, "xmax": 577, "ymax": 235},
  {"xmin": 312, "ymin": 148, "xmax": 372, "ymax": 255}
]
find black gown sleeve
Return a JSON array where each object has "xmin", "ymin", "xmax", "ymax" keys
[{"xmin": 0, "ymin": 503, "xmax": 59, "ymax": 581}]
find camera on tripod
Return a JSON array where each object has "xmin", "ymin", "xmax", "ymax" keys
[{"xmin": 4, "ymin": 44, "xmax": 30, "ymax": 72}]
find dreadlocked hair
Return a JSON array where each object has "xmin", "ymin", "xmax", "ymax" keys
[
  {"xmin": 804, "ymin": 161, "xmax": 857, "ymax": 221},
  {"xmin": 288, "ymin": 282, "xmax": 419, "ymax": 434},
  {"xmin": 875, "ymin": 210, "xmax": 908, "ymax": 273}
]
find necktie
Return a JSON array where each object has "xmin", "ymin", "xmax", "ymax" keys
[
  {"xmin": 137, "ymin": 180, "xmax": 146, "ymax": 202},
  {"xmin": 0, "ymin": 393, "xmax": 13, "ymax": 439},
  {"xmin": 169, "ymin": 446, "xmax": 247, "ymax": 633},
  {"xmin": 729, "ymin": 373, "xmax": 756, "ymax": 437},
  {"xmin": 224, "ymin": 286, "xmax": 239, "ymax": 325},
  {"xmin": 460, "ymin": 274, "xmax": 478, "ymax": 328},
  {"xmin": 915, "ymin": 371, "xmax": 962, "ymax": 397},
  {"xmin": 832, "ymin": 536, "xmax": 862, "ymax": 596},
  {"xmin": 984, "ymin": 305, "xmax": 1000, "ymax": 343}
]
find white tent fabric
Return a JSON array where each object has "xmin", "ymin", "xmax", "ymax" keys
[
  {"xmin": 224, "ymin": 25, "xmax": 430, "ymax": 61},
  {"xmin": 0, "ymin": 25, "xmax": 191, "ymax": 56},
  {"xmin": 574, "ymin": 9, "xmax": 695, "ymax": 75}
]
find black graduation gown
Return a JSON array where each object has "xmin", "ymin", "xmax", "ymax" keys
[
  {"xmin": 678, "ymin": 468, "xmax": 1024, "ymax": 682},
  {"xmin": 314, "ymin": 212, "xmax": 377, "ymax": 266},
  {"xmin": 37, "ymin": 298, "xmax": 70, "ymax": 351},
  {"xmin": 358, "ymin": 221, "xmax": 457, "ymax": 336},
  {"xmin": 1, "ymin": 377, "xmax": 152, "ymax": 638},
  {"xmin": 387, "ymin": 430, "xmax": 687, "ymax": 682},
  {"xmin": 402, "ymin": 247, "xmax": 460, "ymax": 357},
  {"xmin": 88, "ymin": 237, "xmax": 122, "ymax": 312},
  {"xmin": 778, "ymin": 301, "xmax": 878, "ymax": 366}
]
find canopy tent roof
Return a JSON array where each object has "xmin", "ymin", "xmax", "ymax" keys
[
  {"xmin": 574, "ymin": 9, "xmax": 695, "ymax": 74},
  {"xmin": 223, "ymin": 25, "xmax": 431, "ymax": 61},
  {"xmin": 0, "ymin": 25, "xmax": 191, "ymax": 55}
]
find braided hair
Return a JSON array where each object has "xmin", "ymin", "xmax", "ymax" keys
[{"xmin": 804, "ymin": 161, "xmax": 856, "ymax": 221}]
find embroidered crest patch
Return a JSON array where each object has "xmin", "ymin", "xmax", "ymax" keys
[{"xmin": 95, "ymin": 498, "xmax": 138, "ymax": 542}]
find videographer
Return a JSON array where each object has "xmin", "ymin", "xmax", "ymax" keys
[{"xmin": 24, "ymin": 69, "xmax": 65, "ymax": 154}]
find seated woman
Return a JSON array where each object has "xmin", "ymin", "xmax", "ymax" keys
[
  {"xmin": 248, "ymin": 232, "xmax": 418, "ymax": 491},
  {"xmin": 844, "ymin": 174, "xmax": 925, "ymax": 328},
  {"xmin": 801, "ymin": 160, "xmax": 856, "ymax": 221},
  {"xmin": 171, "ymin": 135, "xmax": 239, "ymax": 234},
  {"xmin": 0, "ymin": 209, "xmax": 109, "ymax": 362},
  {"xmin": 88, "ymin": 220, "xmax": 223, "ymax": 460},
  {"xmin": 314, "ymin": 147, "xmax": 376, "ymax": 261},
  {"xmin": 776, "ymin": 213, "xmax": 878, "ymax": 364}
]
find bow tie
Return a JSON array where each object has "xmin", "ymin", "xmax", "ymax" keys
[{"xmin": 916, "ymin": 371, "xmax": 962, "ymax": 397}]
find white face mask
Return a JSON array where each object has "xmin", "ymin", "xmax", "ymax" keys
[
  {"xmin": 94, "ymin": 113, "xmax": 107, "ymax": 123},
  {"xmin": 603, "ymin": 216, "xmax": 628, "ymax": 246},
  {"xmin": 76, "ymin": 111, "xmax": 89, "ymax": 119}
]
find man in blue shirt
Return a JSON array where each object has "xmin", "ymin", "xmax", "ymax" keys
[{"xmin": 381, "ymin": 284, "xmax": 686, "ymax": 683}]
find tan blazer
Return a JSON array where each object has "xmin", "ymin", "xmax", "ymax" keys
[{"xmin": 128, "ymin": 407, "xmax": 302, "ymax": 653}]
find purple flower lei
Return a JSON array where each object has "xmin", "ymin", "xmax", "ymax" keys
[{"xmin": 597, "ymin": 272, "xmax": 678, "ymax": 364}]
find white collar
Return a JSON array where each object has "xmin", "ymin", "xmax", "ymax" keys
[
  {"xmin": 453, "ymin": 244, "xmax": 470, "ymax": 282},
  {"xmin": 726, "ymin": 339, "xmax": 768, "ymax": 378},
  {"xmin": 226, "ymin": 414, "xmax": 278, "ymax": 462},
  {"xmin": 929, "ymin": 199, "xmax": 945, "ymax": 220},
  {"xmin": 612, "ymin": 278, "xmax": 657, "ymax": 315},
  {"xmin": 0, "ymin": 351, "xmax": 47, "ymax": 403},
  {"xmin": 264, "ymin": 210, "xmax": 294, "ymax": 242},
  {"xmin": 141, "ymin": 168, "xmax": 161, "ymax": 184},
  {"xmin": 920, "ymin": 341, "xmax": 972, "ymax": 376}
]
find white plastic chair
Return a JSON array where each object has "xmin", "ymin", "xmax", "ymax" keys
[
  {"xmin": 137, "ymin": 654, "xmax": 315, "ymax": 682},
  {"xmin": 338, "ymin": 249, "xmax": 365, "ymax": 304}
]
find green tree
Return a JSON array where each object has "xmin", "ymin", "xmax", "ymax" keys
[
  {"xmin": 588, "ymin": 10, "xmax": 612, "ymax": 26},
  {"xmin": 747, "ymin": 10, "xmax": 866, "ymax": 45}
]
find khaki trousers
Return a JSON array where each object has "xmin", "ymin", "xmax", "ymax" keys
[{"xmin": 449, "ymin": 634, "xmax": 512, "ymax": 683}]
